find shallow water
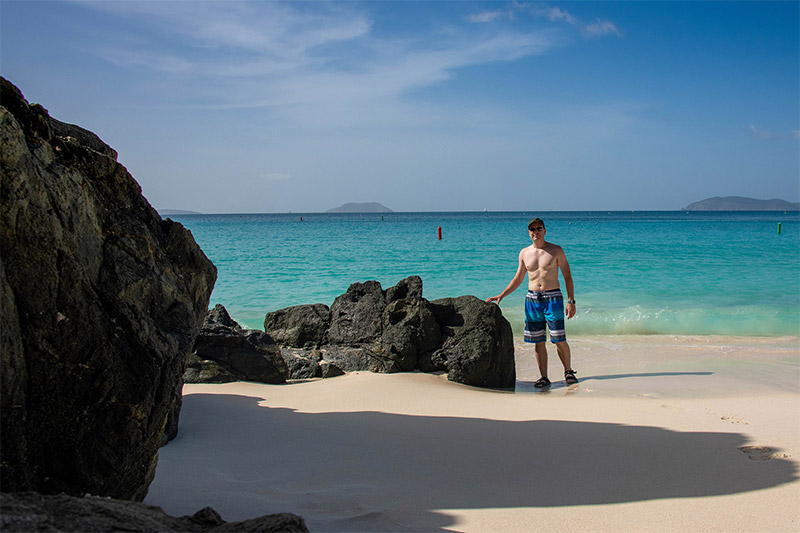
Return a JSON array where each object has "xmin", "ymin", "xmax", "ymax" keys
[{"xmin": 168, "ymin": 211, "xmax": 800, "ymax": 337}]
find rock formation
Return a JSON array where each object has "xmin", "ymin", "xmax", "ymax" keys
[
  {"xmin": 261, "ymin": 276, "xmax": 516, "ymax": 389},
  {"xmin": 0, "ymin": 492, "xmax": 308, "ymax": 532},
  {"xmin": 185, "ymin": 305, "xmax": 288, "ymax": 384},
  {"xmin": 0, "ymin": 77, "xmax": 217, "ymax": 500}
]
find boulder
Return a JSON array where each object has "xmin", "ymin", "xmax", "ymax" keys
[
  {"xmin": 428, "ymin": 296, "xmax": 516, "ymax": 389},
  {"xmin": 183, "ymin": 354, "xmax": 241, "ymax": 384},
  {"xmin": 326, "ymin": 280, "xmax": 386, "ymax": 345},
  {"xmin": 188, "ymin": 305, "xmax": 288, "ymax": 384},
  {"xmin": 263, "ymin": 303, "xmax": 329, "ymax": 348},
  {"xmin": 279, "ymin": 347, "xmax": 346, "ymax": 380},
  {"xmin": 0, "ymin": 492, "xmax": 308, "ymax": 532},
  {"xmin": 312, "ymin": 277, "xmax": 438, "ymax": 373},
  {"xmin": 0, "ymin": 78, "xmax": 217, "ymax": 500}
]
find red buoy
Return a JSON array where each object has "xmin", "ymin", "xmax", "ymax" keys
[{"xmin": 437, "ymin": 226, "xmax": 442, "ymax": 240}]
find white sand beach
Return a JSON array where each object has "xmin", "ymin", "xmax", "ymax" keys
[{"xmin": 145, "ymin": 335, "xmax": 800, "ymax": 532}]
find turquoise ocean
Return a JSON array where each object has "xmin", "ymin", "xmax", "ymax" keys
[{"xmin": 167, "ymin": 211, "xmax": 800, "ymax": 339}]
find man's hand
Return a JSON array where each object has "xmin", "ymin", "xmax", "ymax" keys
[
  {"xmin": 486, "ymin": 295, "xmax": 502, "ymax": 304},
  {"xmin": 566, "ymin": 302, "xmax": 576, "ymax": 319}
]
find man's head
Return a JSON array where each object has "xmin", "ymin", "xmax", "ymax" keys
[
  {"xmin": 528, "ymin": 218, "xmax": 546, "ymax": 243},
  {"xmin": 528, "ymin": 218, "xmax": 545, "ymax": 233}
]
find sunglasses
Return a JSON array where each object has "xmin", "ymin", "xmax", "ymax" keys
[{"xmin": 530, "ymin": 226, "xmax": 545, "ymax": 232}]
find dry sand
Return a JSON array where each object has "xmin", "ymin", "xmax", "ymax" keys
[{"xmin": 145, "ymin": 335, "xmax": 800, "ymax": 532}]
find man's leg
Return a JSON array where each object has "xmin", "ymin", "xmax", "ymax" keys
[
  {"xmin": 556, "ymin": 341, "xmax": 578, "ymax": 384},
  {"xmin": 535, "ymin": 342, "xmax": 548, "ymax": 378},
  {"xmin": 555, "ymin": 341, "xmax": 571, "ymax": 372}
]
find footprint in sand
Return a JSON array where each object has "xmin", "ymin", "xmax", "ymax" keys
[
  {"xmin": 739, "ymin": 445, "xmax": 790, "ymax": 460},
  {"xmin": 705, "ymin": 408, "xmax": 749, "ymax": 425},
  {"xmin": 721, "ymin": 414, "xmax": 749, "ymax": 425}
]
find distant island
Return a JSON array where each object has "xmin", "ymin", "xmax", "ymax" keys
[
  {"xmin": 327, "ymin": 202, "xmax": 393, "ymax": 213},
  {"xmin": 157, "ymin": 209, "xmax": 202, "ymax": 215},
  {"xmin": 684, "ymin": 196, "xmax": 799, "ymax": 211}
]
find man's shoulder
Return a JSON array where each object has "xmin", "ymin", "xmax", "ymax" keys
[{"xmin": 544, "ymin": 242, "xmax": 564, "ymax": 254}]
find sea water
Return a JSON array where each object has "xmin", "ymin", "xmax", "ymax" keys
[{"xmin": 166, "ymin": 211, "xmax": 800, "ymax": 338}]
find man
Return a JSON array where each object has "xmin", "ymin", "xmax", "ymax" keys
[{"xmin": 487, "ymin": 218, "xmax": 577, "ymax": 388}]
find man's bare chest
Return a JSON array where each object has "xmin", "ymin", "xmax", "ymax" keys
[{"xmin": 523, "ymin": 250, "xmax": 557, "ymax": 273}]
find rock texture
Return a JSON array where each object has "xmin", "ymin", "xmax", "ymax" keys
[
  {"xmin": 0, "ymin": 492, "xmax": 308, "ymax": 532},
  {"xmin": 0, "ymin": 77, "xmax": 217, "ymax": 500},
  {"xmin": 426, "ymin": 296, "xmax": 516, "ymax": 389},
  {"xmin": 261, "ymin": 276, "xmax": 515, "ymax": 389},
  {"xmin": 185, "ymin": 305, "xmax": 288, "ymax": 384}
]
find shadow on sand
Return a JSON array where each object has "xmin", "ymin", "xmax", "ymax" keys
[
  {"xmin": 148, "ymin": 392, "xmax": 797, "ymax": 532},
  {"xmin": 516, "ymin": 371, "xmax": 714, "ymax": 392}
]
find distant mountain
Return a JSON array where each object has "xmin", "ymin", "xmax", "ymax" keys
[
  {"xmin": 684, "ymin": 196, "xmax": 799, "ymax": 211},
  {"xmin": 157, "ymin": 209, "xmax": 202, "ymax": 215},
  {"xmin": 327, "ymin": 202, "xmax": 393, "ymax": 213}
]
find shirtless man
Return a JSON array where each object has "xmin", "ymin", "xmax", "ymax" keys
[{"xmin": 487, "ymin": 218, "xmax": 577, "ymax": 388}]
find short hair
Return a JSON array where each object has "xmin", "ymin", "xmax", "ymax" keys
[{"xmin": 528, "ymin": 218, "xmax": 545, "ymax": 231}]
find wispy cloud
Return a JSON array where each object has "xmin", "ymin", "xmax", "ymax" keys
[
  {"xmin": 584, "ymin": 19, "xmax": 622, "ymax": 38},
  {"xmin": 468, "ymin": 2, "xmax": 620, "ymax": 40},
  {"xmin": 748, "ymin": 125, "xmax": 800, "ymax": 141},
  {"xmin": 468, "ymin": 9, "xmax": 508, "ymax": 24},
  {"xmin": 77, "ymin": 0, "xmax": 559, "ymax": 113},
  {"xmin": 531, "ymin": 5, "xmax": 577, "ymax": 25}
]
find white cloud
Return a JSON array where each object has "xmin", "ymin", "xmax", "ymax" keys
[
  {"xmin": 78, "ymin": 0, "xmax": 559, "ymax": 113},
  {"xmin": 584, "ymin": 19, "xmax": 622, "ymax": 38},
  {"xmin": 532, "ymin": 6, "xmax": 577, "ymax": 25},
  {"xmin": 468, "ymin": 10, "xmax": 507, "ymax": 23}
]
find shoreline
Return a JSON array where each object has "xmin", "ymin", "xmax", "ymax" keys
[{"xmin": 145, "ymin": 334, "xmax": 799, "ymax": 532}]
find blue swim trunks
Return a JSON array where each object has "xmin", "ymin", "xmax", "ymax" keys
[{"xmin": 524, "ymin": 289, "xmax": 566, "ymax": 344}]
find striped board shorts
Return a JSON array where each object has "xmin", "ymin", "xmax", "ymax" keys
[{"xmin": 524, "ymin": 289, "xmax": 566, "ymax": 344}]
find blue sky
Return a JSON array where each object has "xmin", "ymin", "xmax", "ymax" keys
[{"xmin": 2, "ymin": 1, "xmax": 798, "ymax": 213}]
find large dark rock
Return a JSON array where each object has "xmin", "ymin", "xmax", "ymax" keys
[
  {"xmin": 0, "ymin": 78, "xmax": 217, "ymax": 500},
  {"xmin": 263, "ymin": 303, "xmax": 329, "ymax": 348},
  {"xmin": 263, "ymin": 276, "xmax": 515, "ymax": 389},
  {"xmin": 188, "ymin": 304, "xmax": 288, "ymax": 384},
  {"xmin": 0, "ymin": 492, "xmax": 308, "ymax": 532},
  {"xmin": 428, "ymin": 296, "xmax": 516, "ymax": 389},
  {"xmin": 326, "ymin": 280, "xmax": 386, "ymax": 346},
  {"xmin": 319, "ymin": 277, "xmax": 441, "ymax": 373}
]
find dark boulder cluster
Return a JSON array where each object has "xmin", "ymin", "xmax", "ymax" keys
[
  {"xmin": 306, "ymin": 276, "xmax": 516, "ymax": 389},
  {"xmin": 185, "ymin": 304, "xmax": 291, "ymax": 384},
  {"xmin": 0, "ymin": 77, "xmax": 305, "ymax": 529},
  {"xmin": 0, "ymin": 492, "xmax": 308, "ymax": 532},
  {"xmin": 193, "ymin": 276, "xmax": 515, "ymax": 389}
]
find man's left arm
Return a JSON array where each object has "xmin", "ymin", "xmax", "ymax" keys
[{"xmin": 558, "ymin": 249, "xmax": 576, "ymax": 319}]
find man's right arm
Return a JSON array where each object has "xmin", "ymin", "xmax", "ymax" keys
[{"xmin": 486, "ymin": 250, "xmax": 527, "ymax": 304}]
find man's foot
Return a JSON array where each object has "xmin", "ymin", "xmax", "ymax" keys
[
  {"xmin": 533, "ymin": 376, "xmax": 551, "ymax": 388},
  {"xmin": 565, "ymin": 370, "xmax": 578, "ymax": 385}
]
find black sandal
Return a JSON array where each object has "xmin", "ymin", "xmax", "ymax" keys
[
  {"xmin": 565, "ymin": 370, "xmax": 578, "ymax": 385},
  {"xmin": 533, "ymin": 376, "xmax": 551, "ymax": 388}
]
